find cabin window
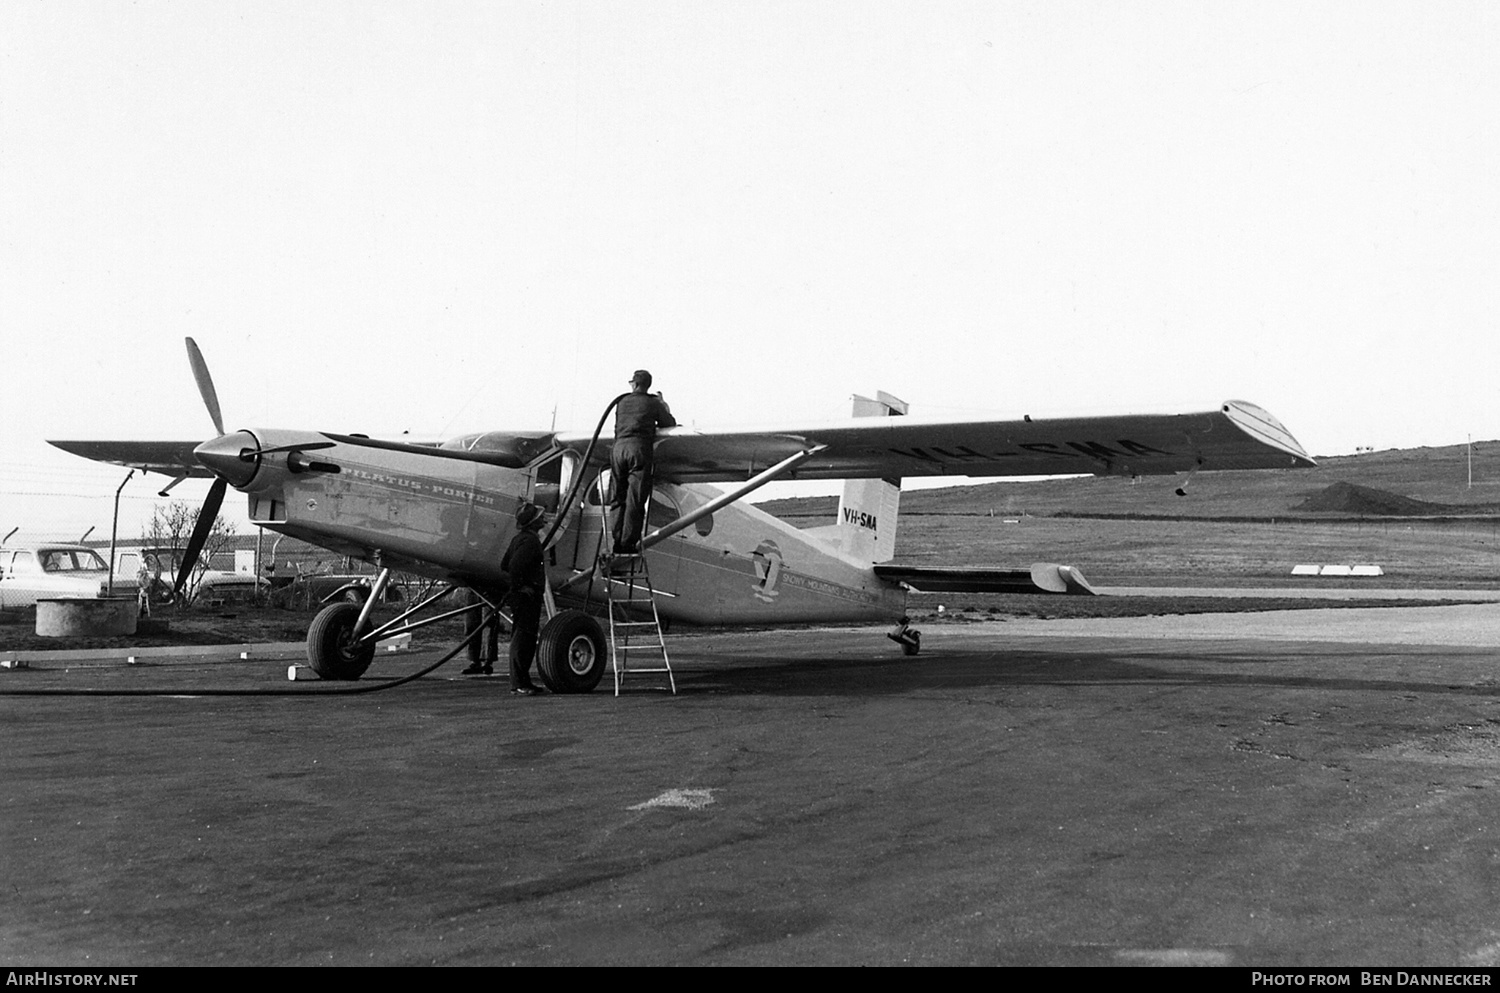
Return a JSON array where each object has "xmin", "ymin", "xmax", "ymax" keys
[
  {"xmin": 531, "ymin": 451, "xmax": 572, "ymax": 512},
  {"xmin": 584, "ymin": 470, "xmax": 611, "ymax": 507}
]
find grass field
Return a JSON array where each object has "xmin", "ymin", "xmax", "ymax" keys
[
  {"xmin": 761, "ymin": 439, "xmax": 1500, "ymax": 520},
  {"xmin": 893, "ymin": 516, "xmax": 1500, "ymax": 588}
]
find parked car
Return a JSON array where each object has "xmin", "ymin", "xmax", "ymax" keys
[
  {"xmin": 109, "ymin": 546, "xmax": 265, "ymax": 605},
  {"xmin": 0, "ymin": 543, "xmax": 133, "ymax": 608}
]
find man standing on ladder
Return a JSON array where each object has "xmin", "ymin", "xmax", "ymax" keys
[{"xmin": 610, "ymin": 369, "xmax": 676, "ymax": 554}]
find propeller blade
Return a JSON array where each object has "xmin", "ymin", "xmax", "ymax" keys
[
  {"xmin": 172, "ymin": 477, "xmax": 227, "ymax": 599},
  {"xmin": 249, "ymin": 441, "xmax": 336, "ymax": 458},
  {"xmin": 185, "ymin": 337, "xmax": 225, "ymax": 436}
]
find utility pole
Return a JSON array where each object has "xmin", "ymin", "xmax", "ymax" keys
[
  {"xmin": 107, "ymin": 470, "xmax": 135, "ymax": 594},
  {"xmin": 1469, "ymin": 434, "xmax": 1473, "ymax": 489}
]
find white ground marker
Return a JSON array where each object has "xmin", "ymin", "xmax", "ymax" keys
[{"xmin": 629, "ymin": 788, "xmax": 716, "ymax": 811}]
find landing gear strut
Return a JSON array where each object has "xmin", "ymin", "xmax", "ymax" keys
[
  {"xmin": 887, "ymin": 617, "xmax": 921, "ymax": 656},
  {"xmin": 305, "ymin": 569, "xmax": 501, "ymax": 680}
]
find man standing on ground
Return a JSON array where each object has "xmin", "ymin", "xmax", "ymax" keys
[
  {"xmin": 610, "ymin": 369, "xmax": 676, "ymax": 554},
  {"xmin": 459, "ymin": 587, "xmax": 500, "ymax": 676},
  {"xmin": 501, "ymin": 501, "xmax": 548, "ymax": 695}
]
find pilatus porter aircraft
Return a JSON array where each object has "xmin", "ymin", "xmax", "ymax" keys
[{"xmin": 52, "ymin": 340, "xmax": 1315, "ymax": 691}]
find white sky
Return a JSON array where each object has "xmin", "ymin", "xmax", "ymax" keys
[{"xmin": 3, "ymin": 1, "xmax": 1497, "ymax": 539}]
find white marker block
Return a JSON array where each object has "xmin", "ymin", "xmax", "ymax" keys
[{"xmin": 379, "ymin": 633, "xmax": 413, "ymax": 652}]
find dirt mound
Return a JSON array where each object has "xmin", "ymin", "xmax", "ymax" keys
[{"xmin": 1293, "ymin": 481, "xmax": 1446, "ymax": 515}]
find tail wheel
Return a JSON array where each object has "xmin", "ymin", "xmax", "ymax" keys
[
  {"xmin": 535, "ymin": 609, "xmax": 607, "ymax": 694},
  {"xmin": 307, "ymin": 602, "xmax": 375, "ymax": 680},
  {"xmin": 901, "ymin": 630, "xmax": 921, "ymax": 656}
]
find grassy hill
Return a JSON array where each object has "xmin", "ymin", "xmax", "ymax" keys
[{"xmin": 757, "ymin": 440, "xmax": 1500, "ymax": 524}]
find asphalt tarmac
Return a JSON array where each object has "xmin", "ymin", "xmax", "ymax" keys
[{"xmin": 5, "ymin": 601, "xmax": 1500, "ymax": 966}]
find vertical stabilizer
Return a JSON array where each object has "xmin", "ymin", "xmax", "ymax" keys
[{"xmin": 829, "ymin": 392, "xmax": 905, "ymax": 563}]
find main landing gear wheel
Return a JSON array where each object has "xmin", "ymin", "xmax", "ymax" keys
[
  {"xmin": 535, "ymin": 609, "xmax": 607, "ymax": 694},
  {"xmin": 307, "ymin": 602, "xmax": 376, "ymax": 680}
]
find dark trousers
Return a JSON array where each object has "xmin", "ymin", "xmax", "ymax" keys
[
  {"xmin": 464, "ymin": 593, "xmax": 499, "ymax": 663},
  {"xmin": 508, "ymin": 590, "xmax": 541, "ymax": 687},
  {"xmin": 609, "ymin": 437, "xmax": 652, "ymax": 552}
]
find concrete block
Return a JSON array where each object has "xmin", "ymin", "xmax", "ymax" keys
[{"xmin": 36, "ymin": 597, "xmax": 137, "ymax": 637}]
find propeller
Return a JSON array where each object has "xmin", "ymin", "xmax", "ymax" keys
[
  {"xmin": 172, "ymin": 476, "xmax": 226, "ymax": 600},
  {"xmin": 174, "ymin": 337, "xmax": 230, "ymax": 597},
  {"xmin": 185, "ymin": 337, "xmax": 225, "ymax": 436},
  {"xmin": 251, "ymin": 441, "xmax": 335, "ymax": 459},
  {"xmin": 176, "ymin": 338, "xmax": 340, "ymax": 597}
]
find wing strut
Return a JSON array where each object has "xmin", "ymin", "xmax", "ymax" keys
[{"xmin": 640, "ymin": 445, "xmax": 827, "ymax": 551}]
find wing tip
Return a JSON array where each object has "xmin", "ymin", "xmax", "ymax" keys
[{"xmin": 1222, "ymin": 400, "xmax": 1316, "ymax": 467}]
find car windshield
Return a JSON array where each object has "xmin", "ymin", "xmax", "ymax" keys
[{"xmin": 41, "ymin": 549, "xmax": 107, "ymax": 572}]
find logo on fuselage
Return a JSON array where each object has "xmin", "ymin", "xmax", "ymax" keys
[{"xmin": 751, "ymin": 539, "xmax": 783, "ymax": 602}]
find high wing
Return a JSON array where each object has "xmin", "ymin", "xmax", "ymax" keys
[
  {"xmin": 46, "ymin": 440, "xmax": 216, "ymax": 478},
  {"xmin": 50, "ymin": 401, "xmax": 1312, "ymax": 484},
  {"xmin": 559, "ymin": 400, "xmax": 1313, "ymax": 483}
]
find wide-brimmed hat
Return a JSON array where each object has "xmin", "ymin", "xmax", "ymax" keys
[{"xmin": 515, "ymin": 502, "xmax": 545, "ymax": 528}]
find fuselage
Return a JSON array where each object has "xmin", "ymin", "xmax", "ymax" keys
[{"xmin": 214, "ymin": 427, "xmax": 907, "ymax": 626}]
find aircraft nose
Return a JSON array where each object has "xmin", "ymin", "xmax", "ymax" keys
[{"xmin": 193, "ymin": 430, "xmax": 260, "ymax": 488}]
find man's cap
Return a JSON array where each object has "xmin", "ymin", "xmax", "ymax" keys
[
  {"xmin": 515, "ymin": 502, "xmax": 545, "ymax": 528},
  {"xmin": 630, "ymin": 369, "xmax": 653, "ymax": 388}
]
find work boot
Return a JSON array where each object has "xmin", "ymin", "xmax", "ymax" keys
[
  {"xmin": 511, "ymin": 684, "xmax": 539, "ymax": 696},
  {"xmin": 460, "ymin": 662, "xmax": 492, "ymax": 676}
]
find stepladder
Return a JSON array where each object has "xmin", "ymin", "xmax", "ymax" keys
[
  {"xmin": 600, "ymin": 550, "xmax": 675, "ymax": 695},
  {"xmin": 591, "ymin": 472, "xmax": 674, "ymax": 695}
]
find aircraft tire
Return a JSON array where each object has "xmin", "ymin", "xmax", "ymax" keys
[
  {"xmin": 306, "ymin": 602, "xmax": 375, "ymax": 680},
  {"xmin": 535, "ymin": 609, "xmax": 606, "ymax": 694}
]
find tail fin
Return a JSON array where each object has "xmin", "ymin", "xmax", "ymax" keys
[{"xmin": 808, "ymin": 392, "xmax": 905, "ymax": 563}]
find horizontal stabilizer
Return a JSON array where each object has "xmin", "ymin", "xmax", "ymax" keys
[{"xmin": 875, "ymin": 562, "xmax": 1096, "ymax": 596}]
